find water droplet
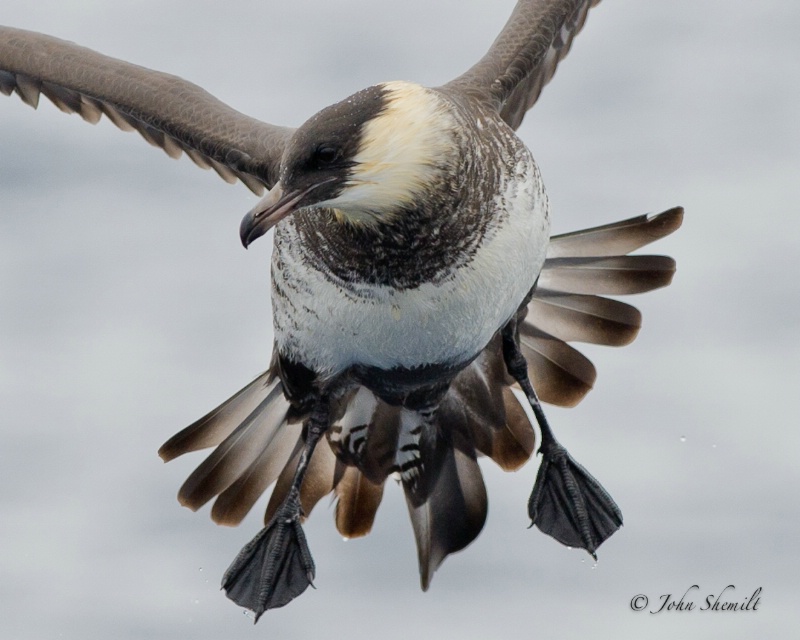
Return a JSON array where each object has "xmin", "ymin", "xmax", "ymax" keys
[
  {"xmin": 193, "ymin": 599, "xmax": 200, "ymax": 605},
  {"xmin": 679, "ymin": 436, "xmax": 686, "ymax": 443},
  {"xmin": 198, "ymin": 567, "xmax": 203, "ymax": 572},
  {"xmin": 591, "ymin": 562, "xmax": 598, "ymax": 570},
  {"xmin": 711, "ymin": 443, "xmax": 717, "ymax": 449}
]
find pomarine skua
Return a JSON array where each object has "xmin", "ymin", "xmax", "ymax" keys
[{"xmin": 0, "ymin": 0, "xmax": 682, "ymax": 620}]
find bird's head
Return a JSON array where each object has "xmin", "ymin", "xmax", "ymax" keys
[{"xmin": 240, "ymin": 81, "xmax": 459, "ymax": 247}]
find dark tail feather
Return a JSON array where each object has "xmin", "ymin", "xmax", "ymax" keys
[
  {"xmin": 404, "ymin": 427, "xmax": 487, "ymax": 591},
  {"xmin": 263, "ymin": 435, "xmax": 341, "ymax": 525},
  {"xmin": 546, "ymin": 207, "xmax": 683, "ymax": 258},
  {"xmin": 211, "ymin": 422, "xmax": 301, "ymax": 526},
  {"xmin": 158, "ymin": 371, "xmax": 276, "ymax": 462},
  {"xmin": 329, "ymin": 388, "xmax": 400, "ymax": 486},
  {"xmin": 494, "ymin": 387, "xmax": 536, "ymax": 470},
  {"xmin": 175, "ymin": 380, "xmax": 291, "ymax": 511},
  {"xmin": 538, "ymin": 255, "xmax": 676, "ymax": 296},
  {"xmin": 334, "ymin": 466, "xmax": 385, "ymax": 539},
  {"xmin": 358, "ymin": 400, "xmax": 403, "ymax": 485},
  {"xmin": 519, "ymin": 324, "xmax": 596, "ymax": 408},
  {"xmin": 527, "ymin": 290, "xmax": 642, "ymax": 346},
  {"xmin": 444, "ymin": 339, "xmax": 535, "ymax": 471}
]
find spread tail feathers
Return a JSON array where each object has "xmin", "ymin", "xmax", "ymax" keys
[
  {"xmin": 159, "ymin": 206, "xmax": 682, "ymax": 591},
  {"xmin": 523, "ymin": 206, "xmax": 682, "ymax": 406}
]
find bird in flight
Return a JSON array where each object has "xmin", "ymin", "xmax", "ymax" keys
[{"xmin": 1, "ymin": 0, "xmax": 681, "ymax": 621}]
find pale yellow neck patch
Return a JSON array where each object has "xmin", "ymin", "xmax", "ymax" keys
[{"xmin": 324, "ymin": 81, "xmax": 458, "ymax": 226}]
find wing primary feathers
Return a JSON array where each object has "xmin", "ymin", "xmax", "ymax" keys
[
  {"xmin": 0, "ymin": 69, "xmax": 15, "ymax": 96},
  {"xmin": 11, "ymin": 72, "xmax": 40, "ymax": 107},
  {"xmin": 0, "ymin": 26, "xmax": 294, "ymax": 190}
]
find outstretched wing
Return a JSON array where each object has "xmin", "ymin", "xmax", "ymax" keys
[
  {"xmin": 444, "ymin": 0, "xmax": 601, "ymax": 130},
  {"xmin": 0, "ymin": 26, "xmax": 293, "ymax": 193}
]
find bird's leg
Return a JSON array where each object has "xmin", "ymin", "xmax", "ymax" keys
[
  {"xmin": 501, "ymin": 321, "xmax": 622, "ymax": 559},
  {"xmin": 221, "ymin": 395, "xmax": 331, "ymax": 621}
]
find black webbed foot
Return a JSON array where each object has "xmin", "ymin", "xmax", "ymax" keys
[
  {"xmin": 500, "ymin": 319, "xmax": 622, "ymax": 559},
  {"xmin": 221, "ymin": 501, "xmax": 315, "ymax": 622},
  {"xmin": 221, "ymin": 392, "xmax": 335, "ymax": 621},
  {"xmin": 528, "ymin": 437, "xmax": 622, "ymax": 559}
]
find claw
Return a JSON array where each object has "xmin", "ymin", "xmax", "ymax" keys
[
  {"xmin": 221, "ymin": 507, "xmax": 316, "ymax": 622},
  {"xmin": 528, "ymin": 439, "xmax": 622, "ymax": 559}
]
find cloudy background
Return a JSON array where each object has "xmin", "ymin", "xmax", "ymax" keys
[{"xmin": 1, "ymin": 0, "xmax": 798, "ymax": 638}]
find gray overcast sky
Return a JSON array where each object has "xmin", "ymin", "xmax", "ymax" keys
[{"xmin": 1, "ymin": 1, "xmax": 799, "ymax": 638}]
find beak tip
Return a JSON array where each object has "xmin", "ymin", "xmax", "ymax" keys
[
  {"xmin": 238, "ymin": 182, "xmax": 287, "ymax": 249},
  {"xmin": 239, "ymin": 211, "xmax": 256, "ymax": 248}
]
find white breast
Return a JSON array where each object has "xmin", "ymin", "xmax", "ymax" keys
[{"xmin": 271, "ymin": 157, "xmax": 549, "ymax": 377}]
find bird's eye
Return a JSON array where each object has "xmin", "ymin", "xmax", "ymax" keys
[{"xmin": 313, "ymin": 145, "xmax": 341, "ymax": 167}]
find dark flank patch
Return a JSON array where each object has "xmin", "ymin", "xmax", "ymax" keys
[
  {"xmin": 277, "ymin": 353, "xmax": 472, "ymax": 411},
  {"xmin": 275, "ymin": 354, "xmax": 318, "ymax": 414},
  {"xmin": 350, "ymin": 360, "xmax": 468, "ymax": 407}
]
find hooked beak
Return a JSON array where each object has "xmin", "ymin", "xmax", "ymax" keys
[{"xmin": 239, "ymin": 178, "xmax": 337, "ymax": 248}]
